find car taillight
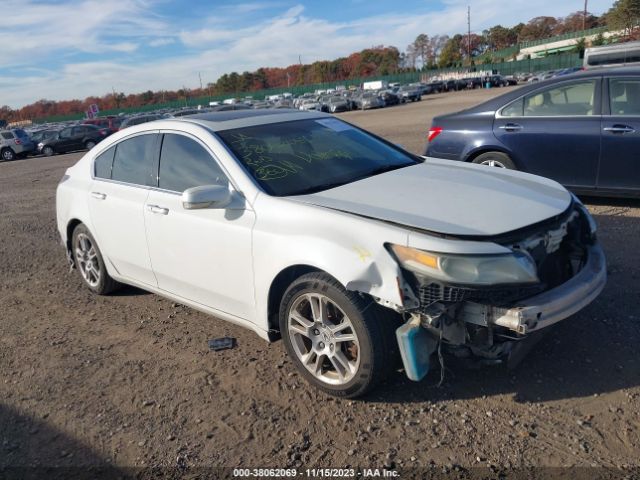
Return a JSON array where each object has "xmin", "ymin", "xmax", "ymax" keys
[
  {"xmin": 427, "ymin": 126, "xmax": 443, "ymax": 142},
  {"xmin": 14, "ymin": 138, "xmax": 22, "ymax": 145},
  {"xmin": 99, "ymin": 129, "xmax": 108, "ymax": 136}
]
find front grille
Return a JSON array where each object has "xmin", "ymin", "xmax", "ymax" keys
[{"xmin": 418, "ymin": 282, "xmax": 545, "ymax": 308}]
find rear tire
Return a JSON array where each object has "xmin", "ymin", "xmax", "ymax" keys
[
  {"xmin": 472, "ymin": 151, "xmax": 516, "ymax": 170},
  {"xmin": 1, "ymin": 148, "xmax": 15, "ymax": 161},
  {"xmin": 43, "ymin": 146, "xmax": 54, "ymax": 157},
  {"xmin": 85, "ymin": 140, "xmax": 96, "ymax": 150},
  {"xmin": 71, "ymin": 224, "xmax": 121, "ymax": 295},
  {"xmin": 279, "ymin": 272, "xmax": 400, "ymax": 398}
]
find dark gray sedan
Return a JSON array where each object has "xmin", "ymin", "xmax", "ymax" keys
[{"xmin": 425, "ymin": 67, "xmax": 640, "ymax": 197}]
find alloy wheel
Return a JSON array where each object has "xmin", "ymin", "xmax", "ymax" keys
[
  {"xmin": 480, "ymin": 159, "xmax": 506, "ymax": 168},
  {"xmin": 75, "ymin": 233, "xmax": 101, "ymax": 287},
  {"xmin": 287, "ymin": 293, "xmax": 360, "ymax": 385}
]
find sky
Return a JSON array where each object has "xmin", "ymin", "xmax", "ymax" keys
[{"xmin": 0, "ymin": 0, "xmax": 614, "ymax": 109}]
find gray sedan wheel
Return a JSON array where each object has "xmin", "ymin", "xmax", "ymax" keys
[{"xmin": 472, "ymin": 151, "xmax": 516, "ymax": 170}]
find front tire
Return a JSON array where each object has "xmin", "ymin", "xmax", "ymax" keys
[
  {"xmin": 472, "ymin": 151, "xmax": 516, "ymax": 170},
  {"xmin": 42, "ymin": 146, "xmax": 54, "ymax": 157},
  {"xmin": 71, "ymin": 224, "xmax": 121, "ymax": 295},
  {"xmin": 85, "ymin": 140, "xmax": 96, "ymax": 150},
  {"xmin": 279, "ymin": 272, "xmax": 399, "ymax": 398}
]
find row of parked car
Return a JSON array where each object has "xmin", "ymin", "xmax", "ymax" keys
[{"xmin": 0, "ymin": 74, "xmax": 519, "ymax": 162}]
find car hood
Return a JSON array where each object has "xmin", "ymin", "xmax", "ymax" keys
[{"xmin": 289, "ymin": 159, "xmax": 572, "ymax": 237}]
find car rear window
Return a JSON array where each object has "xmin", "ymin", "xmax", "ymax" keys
[
  {"xmin": 111, "ymin": 134, "xmax": 157, "ymax": 186},
  {"xmin": 94, "ymin": 146, "xmax": 116, "ymax": 179}
]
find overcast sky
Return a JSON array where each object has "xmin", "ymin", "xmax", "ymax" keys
[{"xmin": 0, "ymin": 0, "xmax": 614, "ymax": 108}]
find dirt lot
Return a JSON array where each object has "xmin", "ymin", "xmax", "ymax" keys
[{"xmin": 1, "ymin": 88, "xmax": 639, "ymax": 478}]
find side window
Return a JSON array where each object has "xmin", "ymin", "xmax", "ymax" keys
[
  {"xmin": 111, "ymin": 134, "xmax": 157, "ymax": 186},
  {"xmin": 158, "ymin": 134, "xmax": 227, "ymax": 193},
  {"xmin": 609, "ymin": 78, "xmax": 640, "ymax": 116},
  {"xmin": 59, "ymin": 127, "xmax": 72, "ymax": 138},
  {"xmin": 501, "ymin": 99, "xmax": 524, "ymax": 117},
  {"xmin": 524, "ymin": 80, "xmax": 596, "ymax": 117},
  {"xmin": 1, "ymin": 132, "xmax": 14, "ymax": 140},
  {"xmin": 94, "ymin": 146, "xmax": 116, "ymax": 179},
  {"xmin": 72, "ymin": 127, "xmax": 85, "ymax": 136},
  {"xmin": 523, "ymin": 81, "xmax": 596, "ymax": 117}
]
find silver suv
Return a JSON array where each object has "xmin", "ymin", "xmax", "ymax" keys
[{"xmin": 0, "ymin": 129, "xmax": 35, "ymax": 161}]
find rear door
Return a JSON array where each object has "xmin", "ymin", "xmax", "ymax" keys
[
  {"xmin": 88, "ymin": 132, "xmax": 159, "ymax": 286},
  {"xmin": 493, "ymin": 78, "xmax": 602, "ymax": 189},
  {"xmin": 598, "ymin": 77, "xmax": 640, "ymax": 194}
]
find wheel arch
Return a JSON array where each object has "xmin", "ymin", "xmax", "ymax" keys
[
  {"xmin": 65, "ymin": 218, "xmax": 83, "ymax": 252},
  {"xmin": 266, "ymin": 264, "xmax": 333, "ymax": 340},
  {"xmin": 464, "ymin": 147, "xmax": 520, "ymax": 169}
]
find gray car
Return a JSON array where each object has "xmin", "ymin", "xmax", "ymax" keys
[{"xmin": 0, "ymin": 129, "xmax": 36, "ymax": 161}]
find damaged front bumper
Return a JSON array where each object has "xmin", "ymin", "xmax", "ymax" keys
[
  {"xmin": 396, "ymin": 242, "xmax": 607, "ymax": 381},
  {"xmin": 460, "ymin": 242, "xmax": 606, "ymax": 335}
]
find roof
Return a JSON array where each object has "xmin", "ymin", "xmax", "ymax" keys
[
  {"xmin": 457, "ymin": 66, "xmax": 640, "ymax": 115},
  {"xmin": 180, "ymin": 108, "xmax": 329, "ymax": 132}
]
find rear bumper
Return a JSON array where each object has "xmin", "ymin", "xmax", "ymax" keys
[{"xmin": 464, "ymin": 242, "xmax": 607, "ymax": 334}]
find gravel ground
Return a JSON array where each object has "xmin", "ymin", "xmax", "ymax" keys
[{"xmin": 1, "ymin": 88, "xmax": 639, "ymax": 478}]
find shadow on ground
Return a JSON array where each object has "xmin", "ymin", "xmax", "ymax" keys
[{"xmin": 0, "ymin": 403, "xmax": 128, "ymax": 479}]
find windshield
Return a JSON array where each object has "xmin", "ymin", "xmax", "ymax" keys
[{"xmin": 216, "ymin": 118, "xmax": 419, "ymax": 196}]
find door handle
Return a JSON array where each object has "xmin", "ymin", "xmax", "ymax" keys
[
  {"xmin": 147, "ymin": 204, "xmax": 169, "ymax": 215},
  {"xmin": 91, "ymin": 192, "xmax": 106, "ymax": 200},
  {"xmin": 499, "ymin": 123, "xmax": 523, "ymax": 132},
  {"xmin": 603, "ymin": 125, "xmax": 635, "ymax": 134}
]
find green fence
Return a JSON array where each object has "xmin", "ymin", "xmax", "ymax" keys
[{"xmin": 35, "ymin": 53, "xmax": 582, "ymax": 124}]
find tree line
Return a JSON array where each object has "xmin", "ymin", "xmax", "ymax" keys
[{"xmin": 2, "ymin": 0, "xmax": 639, "ymax": 123}]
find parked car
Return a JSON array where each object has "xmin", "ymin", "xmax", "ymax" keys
[
  {"xmin": 398, "ymin": 85, "xmax": 421, "ymax": 102},
  {"xmin": 118, "ymin": 114, "xmax": 163, "ymax": 130},
  {"xmin": 57, "ymin": 109, "xmax": 606, "ymax": 397},
  {"xmin": 425, "ymin": 67, "xmax": 640, "ymax": 197},
  {"xmin": 353, "ymin": 92, "xmax": 384, "ymax": 110},
  {"xmin": 322, "ymin": 96, "xmax": 351, "ymax": 113},
  {"xmin": 0, "ymin": 129, "xmax": 36, "ymax": 161},
  {"xmin": 378, "ymin": 90, "xmax": 401, "ymax": 107},
  {"xmin": 84, "ymin": 116, "xmax": 123, "ymax": 135},
  {"xmin": 39, "ymin": 124, "xmax": 106, "ymax": 156},
  {"xmin": 584, "ymin": 41, "xmax": 640, "ymax": 69},
  {"xmin": 29, "ymin": 129, "xmax": 60, "ymax": 146}
]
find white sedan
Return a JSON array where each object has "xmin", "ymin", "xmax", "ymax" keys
[{"xmin": 56, "ymin": 110, "xmax": 606, "ymax": 398}]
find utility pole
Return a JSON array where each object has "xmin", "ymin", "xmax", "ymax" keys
[
  {"xmin": 198, "ymin": 72, "xmax": 203, "ymax": 90},
  {"xmin": 583, "ymin": 0, "xmax": 588, "ymax": 30},
  {"xmin": 467, "ymin": 5, "xmax": 471, "ymax": 62}
]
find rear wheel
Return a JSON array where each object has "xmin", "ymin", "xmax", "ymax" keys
[
  {"xmin": 71, "ymin": 224, "xmax": 121, "ymax": 295},
  {"xmin": 1, "ymin": 148, "xmax": 15, "ymax": 161},
  {"xmin": 85, "ymin": 140, "xmax": 96, "ymax": 150},
  {"xmin": 42, "ymin": 146, "xmax": 54, "ymax": 157},
  {"xmin": 472, "ymin": 151, "xmax": 516, "ymax": 170},
  {"xmin": 279, "ymin": 272, "xmax": 399, "ymax": 398}
]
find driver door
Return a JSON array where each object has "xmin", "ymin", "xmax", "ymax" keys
[{"xmin": 144, "ymin": 132, "xmax": 256, "ymax": 320}]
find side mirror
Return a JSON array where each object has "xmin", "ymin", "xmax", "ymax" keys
[{"xmin": 182, "ymin": 184, "xmax": 232, "ymax": 210}]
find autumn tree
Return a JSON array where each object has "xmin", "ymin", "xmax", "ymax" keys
[
  {"xmin": 606, "ymin": 0, "xmax": 640, "ymax": 38},
  {"xmin": 519, "ymin": 16, "xmax": 559, "ymax": 41}
]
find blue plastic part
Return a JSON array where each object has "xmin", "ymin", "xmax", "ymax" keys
[{"xmin": 396, "ymin": 318, "xmax": 436, "ymax": 381}]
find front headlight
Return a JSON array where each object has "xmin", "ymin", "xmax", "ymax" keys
[
  {"xmin": 38, "ymin": 142, "xmax": 44, "ymax": 148},
  {"xmin": 389, "ymin": 245, "xmax": 539, "ymax": 286}
]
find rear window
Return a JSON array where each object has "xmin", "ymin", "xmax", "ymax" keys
[
  {"xmin": 13, "ymin": 129, "xmax": 29, "ymax": 138},
  {"xmin": 1, "ymin": 132, "xmax": 14, "ymax": 140},
  {"xmin": 94, "ymin": 146, "xmax": 116, "ymax": 179},
  {"xmin": 111, "ymin": 134, "xmax": 157, "ymax": 186}
]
